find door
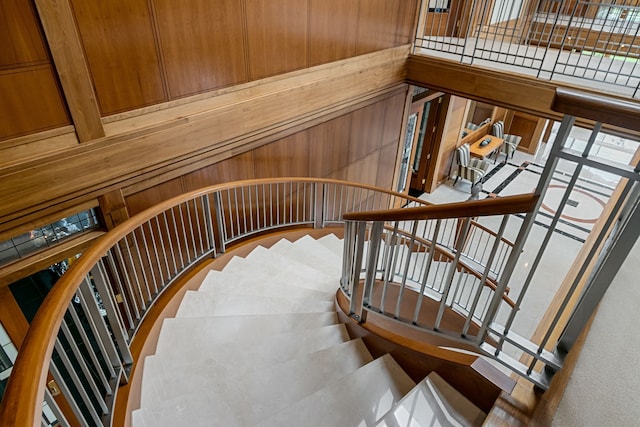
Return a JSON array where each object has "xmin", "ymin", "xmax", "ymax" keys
[{"xmin": 409, "ymin": 94, "xmax": 447, "ymax": 195}]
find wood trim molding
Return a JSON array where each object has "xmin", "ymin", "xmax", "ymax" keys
[
  {"xmin": 0, "ymin": 230, "xmax": 105, "ymax": 289},
  {"xmin": 0, "ymin": 46, "xmax": 409, "ymax": 229},
  {"xmin": 33, "ymin": 0, "xmax": 105, "ymax": 142}
]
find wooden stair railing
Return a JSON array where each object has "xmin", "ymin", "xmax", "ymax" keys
[{"xmin": 0, "ymin": 178, "xmax": 432, "ymax": 427}]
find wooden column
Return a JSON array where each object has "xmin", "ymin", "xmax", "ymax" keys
[
  {"xmin": 34, "ymin": 0, "xmax": 105, "ymax": 142},
  {"xmin": 98, "ymin": 189, "xmax": 130, "ymax": 230}
]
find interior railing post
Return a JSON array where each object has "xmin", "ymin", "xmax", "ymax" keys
[
  {"xmin": 314, "ymin": 182, "xmax": 325, "ymax": 228},
  {"xmin": 362, "ymin": 222, "xmax": 384, "ymax": 314},
  {"xmin": 212, "ymin": 192, "xmax": 226, "ymax": 253},
  {"xmin": 349, "ymin": 221, "xmax": 367, "ymax": 321}
]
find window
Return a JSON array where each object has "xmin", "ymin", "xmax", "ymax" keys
[{"xmin": 0, "ymin": 208, "xmax": 101, "ymax": 266}]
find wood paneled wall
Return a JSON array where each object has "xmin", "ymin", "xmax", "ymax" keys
[
  {"xmin": 0, "ymin": 0, "xmax": 70, "ymax": 141},
  {"xmin": 67, "ymin": 0, "xmax": 417, "ymax": 116},
  {"xmin": 0, "ymin": 46, "xmax": 408, "ymax": 237},
  {"xmin": 0, "ymin": 0, "xmax": 416, "ymax": 142},
  {"xmin": 125, "ymin": 91, "xmax": 408, "ymax": 215}
]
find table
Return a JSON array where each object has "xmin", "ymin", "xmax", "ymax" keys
[{"xmin": 469, "ymin": 135, "xmax": 504, "ymax": 162}]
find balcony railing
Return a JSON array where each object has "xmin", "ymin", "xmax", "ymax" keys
[{"xmin": 414, "ymin": 0, "xmax": 640, "ymax": 98}]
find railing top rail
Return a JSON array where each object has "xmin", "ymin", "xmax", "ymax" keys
[
  {"xmin": 552, "ymin": 88, "xmax": 640, "ymax": 132},
  {"xmin": 343, "ymin": 194, "xmax": 539, "ymax": 222},
  {"xmin": 0, "ymin": 177, "xmax": 427, "ymax": 427}
]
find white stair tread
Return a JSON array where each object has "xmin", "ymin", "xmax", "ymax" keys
[
  {"xmin": 255, "ymin": 354, "xmax": 416, "ymax": 427},
  {"xmin": 226, "ymin": 246, "xmax": 339, "ymax": 290},
  {"xmin": 316, "ymin": 233, "xmax": 344, "ymax": 256},
  {"xmin": 378, "ymin": 372, "xmax": 486, "ymax": 427},
  {"xmin": 197, "ymin": 269, "xmax": 335, "ymax": 301},
  {"xmin": 139, "ymin": 339, "xmax": 374, "ymax": 420},
  {"xmin": 268, "ymin": 236, "xmax": 341, "ymax": 274},
  {"xmin": 147, "ymin": 323, "xmax": 350, "ymax": 366},
  {"xmin": 154, "ymin": 312, "xmax": 338, "ymax": 355},
  {"xmin": 175, "ymin": 290, "xmax": 334, "ymax": 317}
]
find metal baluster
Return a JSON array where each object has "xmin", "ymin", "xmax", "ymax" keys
[
  {"xmin": 58, "ymin": 320, "xmax": 109, "ymax": 415},
  {"xmin": 170, "ymin": 207, "xmax": 185, "ymax": 270},
  {"xmin": 394, "ymin": 221, "xmax": 419, "ymax": 319},
  {"xmin": 363, "ymin": 222, "xmax": 384, "ymax": 314},
  {"xmin": 262, "ymin": 185, "xmax": 267, "ymax": 230},
  {"xmin": 129, "ymin": 230, "xmax": 152, "ymax": 303},
  {"xmin": 248, "ymin": 185, "xmax": 255, "ymax": 232},
  {"xmin": 43, "ymin": 388, "xmax": 69, "ymax": 427},
  {"xmin": 177, "ymin": 203, "xmax": 191, "ymax": 265},
  {"xmin": 52, "ymin": 340, "xmax": 104, "ymax": 425},
  {"xmin": 107, "ymin": 247, "xmax": 139, "ymax": 323},
  {"xmin": 66, "ymin": 296, "xmax": 112, "ymax": 393},
  {"xmin": 185, "ymin": 201, "xmax": 198, "ymax": 259},
  {"xmin": 413, "ymin": 219, "xmax": 442, "ymax": 323},
  {"xmin": 49, "ymin": 362, "xmax": 90, "ymax": 426},
  {"xmin": 118, "ymin": 237, "xmax": 146, "ymax": 313},
  {"xmin": 434, "ymin": 218, "xmax": 472, "ymax": 330},
  {"xmin": 91, "ymin": 262, "xmax": 133, "ymax": 364},
  {"xmin": 150, "ymin": 219, "xmax": 168, "ymax": 286},
  {"xmin": 192, "ymin": 199, "xmax": 205, "ymax": 256},
  {"xmin": 139, "ymin": 222, "xmax": 159, "ymax": 295},
  {"xmin": 76, "ymin": 280, "xmax": 121, "ymax": 377},
  {"xmin": 213, "ymin": 192, "xmax": 226, "ymax": 253},
  {"xmin": 276, "ymin": 183, "xmax": 280, "ymax": 225},
  {"xmin": 162, "ymin": 212, "xmax": 179, "ymax": 277},
  {"xmin": 241, "ymin": 187, "xmax": 248, "ymax": 234},
  {"xmin": 349, "ymin": 222, "xmax": 367, "ymax": 319},
  {"xmin": 380, "ymin": 222, "xmax": 399, "ymax": 313},
  {"xmin": 463, "ymin": 215, "xmax": 510, "ymax": 337}
]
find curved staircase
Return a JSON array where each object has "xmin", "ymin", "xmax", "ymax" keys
[{"xmin": 132, "ymin": 234, "xmax": 486, "ymax": 427}]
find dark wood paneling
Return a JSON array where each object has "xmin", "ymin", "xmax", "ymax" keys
[
  {"xmin": 349, "ymin": 102, "xmax": 386, "ymax": 163},
  {"xmin": 254, "ymin": 132, "xmax": 310, "ymax": 178},
  {"xmin": 308, "ymin": 115, "xmax": 352, "ymax": 178},
  {"xmin": 357, "ymin": 0, "xmax": 406, "ymax": 55},
  {"xmin": 308, "ymin": 0, "xmax": 358, "ymax": 67},
  {"xmin": 394, "ymin": 0, "xmax": 419, "ymax": 44},
  {"xmin": 245, "ymin": 0, "xmax": 308, "ymax": 80},
  {"xmin": 70, "ymin": 0, "xmax": 167, "ymax": 115},
  {"xmin": 182, "ymin": 152, "xmax": 256, "ymax": 192},
  {"xmin": 381, "ymin": 92, "xmax": 407, "ymax": 145},
  {"xmin": 125, "ymin": 177, "xmax": 184, "ymax": 216},
  {"xmin": 347, "ymin": 151, "xmax": 380, "ymax": 186},
  {"xmin": 0, "ymin": 67, "xmax": 70, "ymax": 140},
  {"xmin": 0, "ymin": 0, "xmax": 48, "ymax": 68},
  {"xmin": 152, "ymin": 0, "xmax": 248, "ymax": 98},
  {"xmin": 509, "ymin": 111, "xmax": 544, "ymax": 154},
  {"xmin": 376, "ymin": 142, "xmax": 398, "ymax": 189}
]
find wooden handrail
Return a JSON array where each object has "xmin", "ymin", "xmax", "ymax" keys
[
  {"xmin": 342, "ymin": 194, "xmax": 539, "ymax": 222},
  {"xmin": 0, "ymin": 177, "xmax": 426, "ymax": 427},
  {"xmin": 552, "ymin": 87, "xmax": 640, "ymax": 132}
]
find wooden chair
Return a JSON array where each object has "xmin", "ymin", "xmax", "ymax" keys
[{"xmin": 491, "ymin": 120, "xmax": 522, "ymax": 160}]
